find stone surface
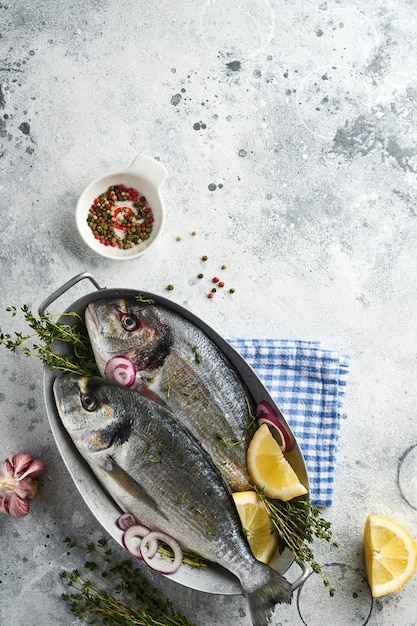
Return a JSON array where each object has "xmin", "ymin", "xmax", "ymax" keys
[{"xmin": 1, "ymin": 1, "xmax": 416, "ymax": 624}]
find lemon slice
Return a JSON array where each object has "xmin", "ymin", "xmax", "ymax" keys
[
  {"xmin": 363, "ymin": 515, "xmax": 417, "ymax": 597},
  {"xmin": 247, "ymin": 423, "xmax": 308, "ymax": 501},
  {"xmin": 232, "ymin": 491, "xmax": 279, "ymax": 563}
]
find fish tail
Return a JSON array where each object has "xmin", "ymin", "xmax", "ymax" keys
[{"xmin": 242, "ymin": 565, "xmax": 292, "ymax": 626}]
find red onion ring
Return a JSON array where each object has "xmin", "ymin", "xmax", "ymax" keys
[
  {"xmin": 257, "ymin": 400, "xmax": 277, "ymax": 416},
  {"xmin": 139, "ymin": 531, "xmax": 183, "ymax": 574},
  {"xmin": 105, "ymin": 355, "xmax": 137, "ymax": 387},
  {"xmin": 257, "ymin": 415, "xmax": 292, "ymax": 452},
  {"xmin": 117, "ymin": 512, "xmax": 137, "ymax": 531},
  {"xmin": 123, "ymin": 524, "xmax": 158, "ymax": 558}
]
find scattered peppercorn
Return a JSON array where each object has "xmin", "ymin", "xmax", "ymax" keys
[
  {"xmin": 191, "ymin": 231, "xmax": 197, "ymax": 236},
  {"xmin": 208, "ymin": 293, "xmax": 214, "ymax": 299},
  {"xmin": 167, "ymin": 284, "xmax": 174, "ymax": 291},
  {"xmin": 211, "ymin": 288, "xmax": 217, "ymax": 293},
  {"xmin": 176, "ymin": 235, "xmax": 182, "ymax": 241},
  {"xmin": 212, "ymin": 277, "xmax": 219, "ymax": 283},
  {"xmin": 201, "ymin": 255, "xmax": 208, "ymax": 261},
  {"xmin": 229, "ymin": 288, "xmax": 235, "ymax": 293},
  {"xmin": 198, "ymin": 274, "xmax": 204, "ymax": 279},
  {"xmin": 221, "ymin": 264, "xmax": 227, "ymax": 270},
  {"xmin": 218, "ymin": 281, "xmax": 225, "ymax": 288}
]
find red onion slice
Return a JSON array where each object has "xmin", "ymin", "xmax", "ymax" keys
[
  {"xmin": 256, "ymin": 401, "xmax": 293, "ymax": 451},
  {"xmin": 139, "ymin": 531, "xmax": 183, "ymax": 574},
  {"xmin": 256, "ymin": 400, "xmax": 278, "ymax": 416},
  {"xmin": 117, "ymin": 512, "xmax": 137, "ymax": 531},
  {"xmin": 105, "ymin": 355, "xmax": 137, "ymax": 387},
  {"xmin": 123, "ymin": 524, "xmax": 157, "ymax": 558},
  {"xmin": 257, "ymin": 415, "xmax": 292, "ymax": 452}
]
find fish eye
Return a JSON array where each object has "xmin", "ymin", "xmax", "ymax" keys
[
  {"xmin": 81, "ymin": 393, "xmax": 97, "ymax": 412},
  {"xmin": 121, "ymin": 313, "xmax": 139, "ymax": 332}
]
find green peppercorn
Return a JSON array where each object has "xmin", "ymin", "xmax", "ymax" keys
[
  {"xmin": 202, "ymin": 255, "xmax": 208, "ymax": 261},
  {"xmin": 167, "ymin": 284, "xmax": 174, "ymax": 291},
  {"xmin": 198, "ymin": 273, "xmax": 204, "ymax": 279}
]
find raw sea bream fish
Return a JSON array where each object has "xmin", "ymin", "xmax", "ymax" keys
[
  {"xmin": 53, "ymin": 374, "xmax": 292, "ymax": 626},
  {"xmin": 85, "ymin": 297, "xmax": 254, "ymax": 492}
]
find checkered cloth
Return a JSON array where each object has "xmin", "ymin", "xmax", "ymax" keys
[{"xmin": 227, "ymin": 338, "xmax": 351, "ymax": 507}]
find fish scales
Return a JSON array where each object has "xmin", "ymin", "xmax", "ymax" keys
[
  {"xmin": 85, "ymin": 297, "xmax": 253, "ymax": 491},
  {"xmin": 53, "ymin": 374, "xmax": 292, "ymax": 625}
]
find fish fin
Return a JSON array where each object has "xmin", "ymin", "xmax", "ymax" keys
[
  {"xmin": 100, "ymin": 456, "xmax": 169, "ymax": 521},
  {"xmin": 131, "ymin": 377, "xmax": 169, "ymax": 408},
  {"xmin": 243, "ymin": 565, "xmax": 292, "ymax": 626}
]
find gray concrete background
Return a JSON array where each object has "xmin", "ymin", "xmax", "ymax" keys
[{"xmin": 1, "ymin": 1, "xmax": 416, "ymax": 624}]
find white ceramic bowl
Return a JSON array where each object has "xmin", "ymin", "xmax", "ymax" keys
[{"xmin": 75, "ymin": 154, "xmax": 167, "ymax": 260}]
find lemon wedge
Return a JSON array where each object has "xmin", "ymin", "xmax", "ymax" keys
[
  {"xmin": 232, "ymin": 490, "xmax": 279, "ymax": 563},
  {"xmin": 363, "ymin": 514, "xmax": 417, "ymax": 597},
  {"xmin": 247, "ymin": 423, "xmax": 308, "ymax": 501}
]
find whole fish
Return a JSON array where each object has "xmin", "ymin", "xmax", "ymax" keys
[
  {"xmin": 53, "ymin": 373, "xmax": 292, "ymax": 625},
  {"xmin": 85, "ymin": 297, "xmax": 253, "ymax": 491}
]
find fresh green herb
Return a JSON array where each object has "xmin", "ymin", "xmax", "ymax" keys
[
  {"xmin": 135, "ymin": 295, "xmax": 155, "ymax": 305},
  {"xmin": 193, "ymin": 345, "xmax": 203, "ymax": 364},
  {"xmin": 61, "ymin": 538, "xmax": 195, "ymax": 625},
  {"xmin": 145, "ymin": 456, "xmax": 162, "ymax": 464},
  {"xmin": 157, "ymin": 543, "xmax": 206, "ymax": 569},
  {"xmin": 176, "ymin": 493, "xmax": 187, "ymax": 505},
  {"xmin": 183, "ymin": 391, "xmax": 200, "ymax": 401},
  {"xmin": 0, "ymin": 305, "xmax": 95, "ymax": 376},
  {"xmin": 217, "ymin": 432, "xmax": 246, "ymax": 447},
  {"xmin": 204, "ymin": 521, "xmax": 216, "ymax": 538},
  {"xmin": 254, "ymin": 488, "xmax": 338, "ymax": 595},
  {"xmin": 141, "ymin": 445, "xmax": 162, "ymax": 464}
]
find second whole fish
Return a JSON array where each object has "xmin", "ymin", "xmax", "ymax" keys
[
  {"xmin": 53, "ymin": 373, "xmax": 292, "ymax": 626},
  {"xmin": 85, "ymin": 296, "xmax": 254, "ymax": 491}
]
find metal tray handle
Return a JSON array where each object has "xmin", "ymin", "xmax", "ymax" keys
[
  {"xmin": 291, "ymin": 562, "xmax": 313, "ymax": 592},
  {"xmin": 38, "ymin": 272, "xmax": 105, "ymax": 316}
]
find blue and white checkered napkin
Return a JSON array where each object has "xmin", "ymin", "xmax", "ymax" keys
[{"xmin": 227, "ymin": 338, "xmax": 351, "ymax": 508}]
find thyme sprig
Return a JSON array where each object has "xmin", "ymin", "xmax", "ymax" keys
[
  {"xmin": 135, "ymin": 295, "xmax": 155, "ymax": 305},
  {"xmin": 0, "ymin": 305, "xmax": 96, "ymax": 376},
  {"xmin": 254, "ymin": 487, "xmax": 338, "ymax": 595},
  {"xmin": 61, "ymin": 538, "xmax": 195, "ymax": 626}
]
